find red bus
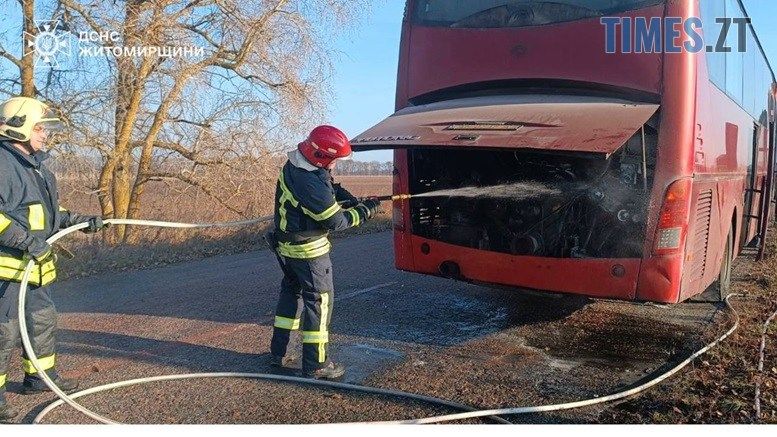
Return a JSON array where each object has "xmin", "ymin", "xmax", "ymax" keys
[{"xmin": 353, "ymin": 0, "xmax": 777, "ymax": 303}]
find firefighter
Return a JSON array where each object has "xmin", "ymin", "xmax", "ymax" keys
[
  {"xmin": 0, "ymin": 97, "xmax": 107, "ymax": 421},
  {"xmin": 267, "ymin": 125, "xmax": 381, "ymax": 379}
]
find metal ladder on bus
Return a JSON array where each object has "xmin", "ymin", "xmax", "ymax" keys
[{"xmin": 744, "ymin": 126, "xmax": 776, "ymax": 261}]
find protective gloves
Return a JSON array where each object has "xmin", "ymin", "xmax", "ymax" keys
[
  {"xmin": 81, "ymin": 216, "xmax": 107, "ymax": 234},
  {"xmin": 361, "ymin": 197, "xmax": 382, "ymax": 219}
]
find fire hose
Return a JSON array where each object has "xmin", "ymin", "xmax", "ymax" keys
[{"xmin": 18, "ymin": 217, "xmax": 740, "ymax": 424}]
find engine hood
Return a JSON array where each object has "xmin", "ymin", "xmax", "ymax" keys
[{"xmin": 353, "ymin": 95, "xmax": 659, "ymax": 156}]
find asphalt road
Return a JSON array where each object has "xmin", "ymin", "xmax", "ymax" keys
[{"xmin": 3, "ymin": 231, "xmax": 724, "ymax": 424}]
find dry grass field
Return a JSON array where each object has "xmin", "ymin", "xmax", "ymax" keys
[{"xmin": 336, "ymin": 175, "xmax": 393, "ymax": 198}]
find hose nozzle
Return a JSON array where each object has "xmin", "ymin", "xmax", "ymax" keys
[{"xmin": 372, "ymin": 194, "xmax": 412, "ymax": 202}]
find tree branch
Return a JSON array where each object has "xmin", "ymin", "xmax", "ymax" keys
[
  {"xmin": 145, "ymin": 171, "xmax": 246, "ymax": 216},
  {"xmin": 0, "ymin": 44, "xmax": 21, "ymax": 68}
]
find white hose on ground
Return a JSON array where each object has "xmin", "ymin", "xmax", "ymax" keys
[
  {"xmin": 754, "ymin": 306, "xmax": 777, "ymax": 420},
  {"xmin": 18, "ymin": 219, "xmax": 740, "ymax": 425}
]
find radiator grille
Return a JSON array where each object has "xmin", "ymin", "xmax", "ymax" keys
[{"xmin": 688, "ymin": 190, "xmax": 713, "ymax": 281}]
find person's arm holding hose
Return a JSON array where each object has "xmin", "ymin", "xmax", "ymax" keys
[
  {"xmin": 298, "ymin": 173, "xmax": 382, "ymax": 232},
  {"xmin": 57, "ymin": 207, "xmax": 108, "ymax": 234}
]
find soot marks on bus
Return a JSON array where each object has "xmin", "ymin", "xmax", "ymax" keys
[{"xmin": 408, "ymin": 118, "xmax": 659, "ymax": 259}]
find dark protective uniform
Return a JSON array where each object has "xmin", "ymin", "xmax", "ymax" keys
[
  {"xmin": 0, "ymin": 141, "xmax": 91, "ymax": 401},
  {"xmin": 268, "ymin": 160, "xmax": 372, "ymax": 373}
]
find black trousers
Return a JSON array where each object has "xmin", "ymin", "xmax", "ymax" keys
[
  {"xmin": 0, "ymin": 280, "xmax": 58, "ymax": 400},
  {"xmin": 270, "ymin": 253, "xmax": 334, "ymax": 372}
]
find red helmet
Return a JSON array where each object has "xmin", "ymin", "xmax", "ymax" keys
[{"xmin": 298, "ymin": 125, "xmax": 352, "ymax": 169}]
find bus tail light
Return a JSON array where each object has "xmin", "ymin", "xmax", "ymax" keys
[{"xmin": 653, "ymin": 178, "xmax": 693, "ymax": 255}]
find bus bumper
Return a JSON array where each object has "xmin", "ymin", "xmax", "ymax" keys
[{"xmin": 402, "ymin": 235, "xmax": 643, "ymax": 301}]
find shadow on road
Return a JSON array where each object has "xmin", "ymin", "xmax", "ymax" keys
[{"xmin": 58, "ymin": 329, "xmax": 273, "ymax": 375}]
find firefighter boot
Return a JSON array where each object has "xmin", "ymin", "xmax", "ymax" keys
[
  {"xmin": 22, "ymin": 371, "xmax": 79, "ymax": 394},
  {"xmin": 304, "ymin": 362, "xmax": 345, "ymax": 380}
]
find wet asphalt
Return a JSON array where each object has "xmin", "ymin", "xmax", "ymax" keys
[{"xmin": 2, "ymin": 231, "xmax": 723, "ymax": 424}]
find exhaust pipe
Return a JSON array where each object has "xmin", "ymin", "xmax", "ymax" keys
[{"xmin": 439, "ymin": 261, "xmax": 462, "ymax": 279}]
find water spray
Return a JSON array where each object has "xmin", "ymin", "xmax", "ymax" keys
[{"xmin": 368, "ymin": 181, "xmax": 560, "ymax": 203}]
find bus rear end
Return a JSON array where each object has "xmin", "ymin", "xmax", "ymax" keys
[{"xmin": 354, "ymin": 0, "xmax": 702, "ymax": 303}]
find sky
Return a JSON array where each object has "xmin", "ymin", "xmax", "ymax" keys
[{"xmin": 329, "ymin": 0, "xmax": 777, "ymax": 163}]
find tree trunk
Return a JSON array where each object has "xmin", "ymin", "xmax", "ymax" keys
[
  {"xmin": 20, "ymin": 0, "xmax": 35, "ymax": 96},
  {"xmin": 125, "ymin": 74, "xmax": 190, "ymax": 242},
  {"xmin": 109, "ymin": 2, "xmax": 147, "ymax": 243}
]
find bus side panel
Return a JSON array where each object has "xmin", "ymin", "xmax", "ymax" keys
[
  {"xmin": 696, "ymin": 75, "xmax": 763, "ymax": 251},
  {"xmin": 678, "ymin": 40, "xmax": 738, "ymax": 301}
]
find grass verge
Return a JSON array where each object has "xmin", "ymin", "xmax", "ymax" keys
[{"xmin": 599, "ymin": 236, "xmax": 777, "ymax": 423}]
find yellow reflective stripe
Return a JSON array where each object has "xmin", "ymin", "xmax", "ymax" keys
[
  {"xmin": 58, "ymin": 206, "xmax": 68, "ymax": 212},
  {"xmin": 28, "ymin": 204, "xmax": 45, "ymax": 231},
  {"xmin": 319, "ymin": 293, "xmax": 329, "ymax": 333},
  {"xmin": 274, "ymin": 316, "xmax": 300, "ymax": 330},
  {"xmin": 347, "ymin": 208, "xmax": 360, "ymax": 227},
  {"xmin": 318, "ymin": 292, "xmax": 330, "ymax": 363},
  {"xmin": 23, "ymin": 354, "xmax": 56, "ymax": 374},
  {"xmin": 277, "ymin": 236, "xmax": 331, "ymax": 259},
  {"xmin": 40, "ymin": 268, "xmax": 57, "ymax": 285},
  {"xmin": 302, "ymin": 202, "xmax": 341, "ymax": 222},
  {"xmin": 277, "ymin": 172, "xmax": 300, "ymax": 232},
  {"xmin": 290, "ymin": 236, "xmax": 329, "ymax": 251},
  {"xmin": 278, "ymin": 171, "xmax": 299, "ymax": 207},
  {"xmin": 0, "ymin": 267, "xmax": 56, "ymax": 286},
  {"xmin": 278, "ymin": 244, "xmax": 330, "ymax": 259},
  {"xmin": 0, "ymin": 213, "xmax": 11, "ymax": 234},
  {"xmin": 0, "ymin": 256, "xmax": 56, "ymax": 272},
  {"xmin": 302, "ymin": 331, "xmax": 329, "ymax": 344},
  {"xmin": 0, "ymin": 256, "xmax": 56, "ymax": 285},
  {"xmin": 0, "ymin": 373, "xmax": 6, "ymax": 387}
]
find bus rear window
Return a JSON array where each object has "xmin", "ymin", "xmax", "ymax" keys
[{"xmin": 413, "ymin": 0, "xmax": 664, "ymax": 28}]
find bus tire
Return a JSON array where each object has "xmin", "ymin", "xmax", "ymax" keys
[{"xmin": 694, "ymin": 228, "xmax": 734, "ymax": 302}]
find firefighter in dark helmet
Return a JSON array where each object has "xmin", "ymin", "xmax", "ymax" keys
[
  {"xmin": 0, "ymin": 97, "xmax": 108, "ymax": 421},
  {"xmin": 267, "ymin": 125, "xmax": 381, "ymax": 379}
]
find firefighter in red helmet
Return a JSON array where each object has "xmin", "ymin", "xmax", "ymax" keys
[{"xmin": 267, "ymin": 125, "xmax": 381, "ymax": 379}]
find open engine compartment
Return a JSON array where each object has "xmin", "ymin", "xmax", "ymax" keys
[{"xmin": 408, "ymin": 119, "xmax": 659, "ymax": 259}]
